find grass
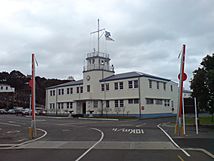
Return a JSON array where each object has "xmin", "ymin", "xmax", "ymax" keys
[{"xmin": 186, "ymin": 115, "xmax": 214, "ymax": 125}]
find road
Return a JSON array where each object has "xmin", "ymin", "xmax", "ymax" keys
[{"xmin": 0, "ymin": 115, "xmax": 213, "ymax": 161}]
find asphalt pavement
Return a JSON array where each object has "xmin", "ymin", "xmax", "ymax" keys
[{"xmin": 0, "ymin": 115, "xmax": 213, "ymax": 161}]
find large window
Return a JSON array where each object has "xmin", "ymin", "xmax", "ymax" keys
[
  {"xmin": 50, "ymin": 90, "xmax": 52, "ymax": 96},
  {"xmin": 164, "ymin": 100, "xmax": 170, "ymax": 106},
  {"xmin": 120, "ymin": 100, "xmax": 124, "ymax": 107},
  {"xmin": 61, "ymin": 89, "xmax": 64, "ymax": 95},
  {"xmin": 157, "ymin": 81, "xmax": 159, "ymax": 89},
  {"xmin": 67, "ymin": 88, "xmax": 69, "ymax": 94},
  {"xmin": 114, "ymin": 82, "xmax": 118, "ymax": 90},
  {"xmin": 149, "ymin": 80, "xmax": 152, "ymax": 88},
  {"xmin": 94, "ymin": 101, "xmax": 98, "ymax": 108},
  {"xmin": 171, "ymin": 85, "xmax": 173, "ymax": 92},
  {"xmin": 106, "ymin": 83, "xmax": 109, "ymax": 90},
  {"xmin": 77, "ymin": 87, "xmax": 79, "ymax": 93},
  {"xmin": 155, "ymin": 99, "xmax": 162, "ymax": 105},
  {"xmin": 128, "ymin": 81, "xmax": 133, "ymax": 88},
  {"xmin": 80, "ymin": 86, "xmax": 83, "ymax": 93},
  {"xmin": 106, "ymin": 100, "xmax": 109, "ymax": 108},
  {"xmin": 115, "ymin": 100, "xmax": 119, "ymax": 107},
  {"xmin": 87, "ymin": 85, "xmax": 90, "ymax": 92},
  {"xmin": 134, "ymin": 80, "xmax": 138, "ymax": 88},
  {"xmin": 119, "ymin": 82, "xmax": 123, "ymax": 89},
  {"xmin": 101, "ymin": 84, "xmax": 105, "ymax": 91},
  {"xmin": 128, "ymin": 99, "xmax": 133, "ymax": 104},
  {"xmin": 146, "ymin": 98, "xmax": 154, "ymax": 104},
  {"xmin": 70, "ymin": 88, "xmax": 73, "ymax": 94}
]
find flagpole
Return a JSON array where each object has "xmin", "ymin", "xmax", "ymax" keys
[
  {"xmin": 31, "ymin": 53, "xmax": 37, "ymax": 137},
  {"xmin": 98, "ymin": 19, "xmax": 100, "ymax": 53}
]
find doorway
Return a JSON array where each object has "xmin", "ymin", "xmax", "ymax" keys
[{"xmin": 82, "ymin": 102, "xmax": 86, "ymax": 114}]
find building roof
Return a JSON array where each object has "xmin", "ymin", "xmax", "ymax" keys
[
  {"xmin": 46, "ymin": 79, "xmax": 83, "ymax": 89},
  {"xmin": 100, "ymin": 71, "xmax": 170, "ymax": 82}
]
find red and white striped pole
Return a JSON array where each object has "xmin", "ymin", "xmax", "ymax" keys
[
  {"xmin": 31, "ymin": 53, "xmax": 37, "ymax": 137},
  {"xmin": 175, "ymin": 44, "xmax": 186, "ymax": 136}
]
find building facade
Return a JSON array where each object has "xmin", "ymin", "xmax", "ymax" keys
[
  {"xmin": 0, "ymin": 84, "xmax": 15, "ymax": 93},
  {"xmin": 46, "ymin": 51, "xmax": 178, "ymax": 118}
]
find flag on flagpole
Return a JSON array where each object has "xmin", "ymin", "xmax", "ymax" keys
[
  {"xmin": 105, "ymin": 31, "xmax": 114, "ymax": 41},
  {"xmin": 35, "ymin": 57, "xmax": 38, "ymax": 66}
]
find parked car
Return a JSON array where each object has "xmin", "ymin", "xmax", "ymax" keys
[
  {"xmin": 0, "ymin": 109, "xmax": 7, "ymax": 114},
  {"xmin": 22, "ymin": 108, "xmax": 38, "ymax": 115},
  {"xmin": 7, "ymin": 109, "xmax": 16, "ymax": 114}
]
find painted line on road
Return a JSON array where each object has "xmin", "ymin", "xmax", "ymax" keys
[
  {"xmin": 184, "ymin": 148, "xmax": 214, "ymax": 159},
  {"xmin": 79, "ymin": 117, "xmax": 119, "ymax": 121},
  {"xmin": 75, "ymin": 128, "xmax": 104, "ymax": 161},
  {"xmin": 157, "ymin": 124, "xmax": 190, "ymax": 157},
  {"xmin": 177, "ymin": 155, "xmax": 185, "ymax": 161},
  {"xmin": 0, "ymin": 128, "xmax": 48, "ymax": 149},
  {"xmin": 6, "ymin": 130, "xmax": 20, "ymax": 134},
  {"xmin": 0, "ymin": 122, "xmax": 21, "ymax": 127}
]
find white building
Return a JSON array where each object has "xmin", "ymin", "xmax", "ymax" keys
[
  {"xmin": 46, "ymin": 51, "xmax": 178, "ymax": 118},
  {"xmin": 0, "ymin": 84, "xmax": 15, "ymax": 93}
]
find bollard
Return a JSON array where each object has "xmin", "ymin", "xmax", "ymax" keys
[{"xmin": 28, "ymin": 127, "xmax": 33, "ymax": 139}]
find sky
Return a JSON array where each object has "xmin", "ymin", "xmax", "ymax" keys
[{"xmin": 0, "ymin": 0, "xmax": 214, "ymax": 89}]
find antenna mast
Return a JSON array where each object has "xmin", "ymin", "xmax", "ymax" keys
[{"xmin": 90, "ymin": 19, "xmax": 105, "ymax": 53}]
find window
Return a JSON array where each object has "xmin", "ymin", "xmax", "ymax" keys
[
  {"xmin": 128, "ymin": 99, "xmax": 133, "ymax": 104},
  {"xmin": 157, "ymin": 81, "xmax": 159, "ymax": 89},
  {"xmin": 70, "ymin": 88, "xmax": 73, "ymax": 94},
  {"xmin": 77, "ymin": 87, "xmax": 79, "ymax": 93},
  {"xmin": 134, "ymin": 99, "xmax": 139, "ymax": 104},
  {"xmin": 171, "ymin": 100, "xmax": 174, "ymax": 107},
  {"xmin": 155, "ymin": 99, "xmax": 162, "ymax": 105},
  {"xmin": 6, "ymin": 87, "xmax": 8, "ymax": 90},
  {"xmin": 106, "ymin": 100, "xmax": 109, "ymax": 107},
  {"xmin": 146, "ymin": 98, "xmax": 154, "ymax": 104},
  {"xmin": 164, "ymin": 100, "xmax": 170, "ymax": 106},
  {"xmin": 61, "ymin": 89, "xmax": 64, "ymax": 95},
  {"xmin": 50, "ymin": 103, "xmax": 52, "ymax": 109},
  {"xmin": 50, "ymin": 91, "xmax": 52, "ymax": 96},
  {"xmin": 87, "ymin": 85, "xmax": 90, "ymax": 92},
  {"xmin": 52, "ymin": 103, "xmax": 55, "ymax": 109},
  {"xmin": 128, "ymin": 81, "xmax": 133, "ymax": 88},
  {"xmin": 0, "ymin": 86, "xmax": 3, "ymax": 90},
  {"xmin": 163, "ymin": 83, "xmax": 166, "ymax": 90},
  {"xmin": 67, "ymin": 88, "xmax": 69, "ymax": 94},
  {"xmin": 67, "ymin": 102, "xmax": 73, "ymax": 108},
  {"xmin": 53, "ymin": 90, "xmax": 55, "ymax": 96},
  {"xmin": 67, "ymin": 102, "xmax": 69, "ymax": 109},
  {"xmin": 114, "ymin": 82, "xmax": 118, "ymax": 90},
  {"xmin": 120, "ymin": 100, "xmax": 124, "ymax": 107},
  {"xmin": 115, "ymin": 100, "xmax": 119, "ymax": 107},
  {"xmin": 58, "ymin": 89, "xmax": 61, "ymax": 95},
  {"xmin": 171, "ymin": 85, "xmax": 173, "ymax": 91},
  {"xmin": 134, "ymin": 80, "xmax": 138, "ymax": 88},
  {"xmin": 149, "ymin": 80, "xmax": 152, "ymax": 88},
  {"xmin": 80, "ymin": 86, "xmax": 83, "ymax": 93},
  {"xmin": 106, "ymin": 83, "xmax": 109, "ymax": 90},
  {"xmin": 101, "ymin": 84, "xmax": 105, "ymax": 91},
  {"xmin": 119, "ymin": 82, "xmax": 123, "ymax": 89},
  {"xmin": 94, "ymin": 101, "xmax": 98, "ymax": 108}
]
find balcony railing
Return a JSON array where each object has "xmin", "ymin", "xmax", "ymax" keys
[{"xmin": 87, "ymin": 52, "xmax": 109, "ymax": 59}]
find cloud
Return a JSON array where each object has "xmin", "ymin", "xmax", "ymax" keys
[{"xmin": 0, "ymin": 0, "xmax": 214, "ymax": 89}]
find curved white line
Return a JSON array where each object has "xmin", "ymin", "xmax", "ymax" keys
[
  {"xmin": 157, "ymin": 124, "xmax": 190, "ymax": 157},
  {"xmin": 3, "ymin": 128, "xmax": 48, "ymax": 149},
  {"xmin": 75, "ymin": 128, "xmax": 104, "ymax": 161}
]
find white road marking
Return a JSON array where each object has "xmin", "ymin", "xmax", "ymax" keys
[
  {"xmin": 136, "ymin": 123, "xmax": 146, "ymax": 127},
  {"xmin": 184, "ymin": 148, "xmax": 214, "ymax": 159},
  {"xmin": 157, "ymin": 124, "xmax": 190, "ymax": 157},
  {"xmin": 0, "ymin": 122, "xmax": 21, "ymax": 127},
  {"xmin": 6, "ymin": 130, "xmax": 20, "ymax": 134},
  {"xmin": 75, "ymin": 128, "xmax": 104, "ymax": 161},
  {"xmin": 112, "ymin": 128, "xmax": 144, "ymax": 134}
]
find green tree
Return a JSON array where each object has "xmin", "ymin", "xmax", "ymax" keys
[{"xmin": 190, "ymin": 53, "xmax": 214, "ymax": 121}]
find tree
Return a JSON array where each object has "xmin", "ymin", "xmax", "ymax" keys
[{"xmin": 190, "ymin": 53, "xmax": 214, "ymax": 121}]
